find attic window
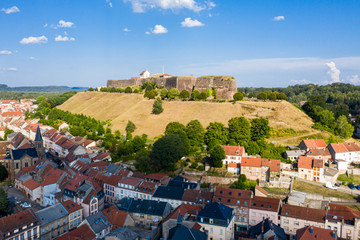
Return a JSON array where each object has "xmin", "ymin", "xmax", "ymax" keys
[
  {"xmin": 268, "ymin": 205, "xmax": 272, "ymax": 209},
  {"xmin": 227, "ymin": 199, "xmax": 231, "ymax": 203},
  {"xmin": 253, "ymin": 203, "xmax": 256, "ymax": 207},
  {"xmin": 220, "ymin": 190, "xmax": 223, "ymax": 194},
  {"xmin": 229, "ymin": 191, "xmax": 232, "ymax": 195},
  {"xmin": 261, "ymin": 204, "xmax": 264, "ymax": 207},
  {"xmin": 218, "ymin": 198, "xmax": 221, "ymax": 201},
  {"xmin": 285, "ymin": 212, "xmax": 288, "ymax": 215},
  {"xmin": 238, "ymin": 193, "xmax": 241, "ymax": 197}
]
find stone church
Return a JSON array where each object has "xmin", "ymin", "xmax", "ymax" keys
[{"xmin": 0, "ymin": 125, "xmax": 44, "ymax": 181}]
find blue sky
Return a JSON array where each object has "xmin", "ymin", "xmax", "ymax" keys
[{"xmin": 1, "ymin": 0, "xmax": 360, "ymax": 88}]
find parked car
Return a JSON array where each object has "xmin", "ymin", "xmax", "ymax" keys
[
  {"xmin": 8, "ymin": 184, "xmax": 13, "ymax": 188},
  {"xmin": 356, "ymin": 185, "xmax": 360, "ymax": 190},
  {"xmin": 335, "ymin": 183, "xmax": 341, "ymax": 187},
  {"xmin": 325, "ymin": 182, "xmax": 338, "ymax": 190},
  {"xmin": 349, "ymin": 184, "xmax": 355, "ymax": 189}
]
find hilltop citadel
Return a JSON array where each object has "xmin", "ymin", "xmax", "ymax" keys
[{"xmin": 107, "ymin": 70, "xmax": 238, "ymax": 100}]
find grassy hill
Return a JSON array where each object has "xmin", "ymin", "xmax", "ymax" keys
[{"xmin": 58, "ymin": 92, "xmax": 329, "ymax": 144}]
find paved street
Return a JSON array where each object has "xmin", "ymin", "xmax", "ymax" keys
[{"xmin": 2, "ymin": 186, "xmax": 42, "ymax": 214}]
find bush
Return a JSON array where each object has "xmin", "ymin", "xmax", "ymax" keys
[
  {"xmin": 257, "ymin": 92, "xmax": 267, "ymax": 100},
  {"xmin": 191, "ymin": 162, "xmax": 198, "ymax": 169},
  {"xmin": 199, "ymin": 91, "xmax": 207, "ymax": 101},
  {"xmin": 233, "ymin": 92, "xmax": 245, "ymax": 101},
  {"xmin": 168, "ymin": 88, "xmax": 180, "ymax": 100},
  {"xmin": 133, "ymin": 89, "xmax": 139, "ymax": 93},
  {"xmin": 197, "ymin": 165, "xmax": 205, "ymax": 171},
  {"xmin": 124, "ymin": 86, "xmax": 132, "ymax": 93},
  {"xmin": 180, "ymin": 90, "xmax": 190, "ymax": 99},
  {"xmin": 191, "ymin": 90, "xmax": 200, "ymax": 100},
  {"xmin": 152, "ymin": 97, "xmax": 163, "ymax": 114}
]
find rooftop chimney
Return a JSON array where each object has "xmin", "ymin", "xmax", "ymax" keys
[
  {"xmin": 331, "ymin": 231, "xmax": 336, "ymax": 239},
  {"xmin": 309, "ymin": 227, "xmax": 314, "ymax": 234}
]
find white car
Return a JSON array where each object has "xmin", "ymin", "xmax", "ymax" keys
[{"xmin": 325, "ymin": 182, "xmax": 338, "ymax": 190}]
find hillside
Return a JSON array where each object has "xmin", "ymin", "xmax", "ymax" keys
[{"xmin": 58, "ymin": 92, "xmax": 328, "ymax": 144}]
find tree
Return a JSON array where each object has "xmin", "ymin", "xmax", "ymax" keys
[
  {"xmin": 150, "ymin": 134, "xmax": 189, "ymax": 171},
  {"xmin": 251, "ymin": 118, "xmax": 270, "ymax": 141},
  {"xmin": 0, "ymin": 188, "xmax": 10, "ymax": 215},
  {"xmin": 318, "ymin": 109, "xmax": 335, "ymax": 127},
  {"xmin": 160, "ymin": 88, "xmax": 168, "ymax": 99},
  {"xmin": 135, "ymin": 150, "xmax": 152, "ymax": 173},
  {"xmin": 168, "ymin": 88, "xmax": 180, "ymax": 100},
  {"xmin": 257, "ymin": 92, "xmax": 267, "ymax": 100},
  {"xmin": 165, "ymin": 122, "xmax": 186, "ymax": 135},
  {"xmin": 233, "ymin": 92, "xmax": 244, "ymax": 101},
  {"xmin": 209, "ymin": 145, "xmax": 225, "ymax": 168},
  {"xmin": 199, "ymin": 91, "xmax": 207, "ymax": 101},
  {"xmin": 0, "ymin": 164, "xmax": 7, "ymax": 181},
  {"xmin": 186, "ymin": 120, "xmax": 205, "ymax": 147},
  {"xmin": 268, "ymin": 92, "xmax": 277, "ymax": 101},
  {"xmin": 180, "ymin": 90, "xmax": 190, "ymax": 99},
  {"xmin": 204, "ymin": 122, "xmax": 228, "ymax": 148},
  {"xmin": 145, "ymin": 89, "xmax": 157, "ymax": 99},
  {"xmin": 228, "ymin": 117, "xmax": 250, "ymax": 144},
  {"xmin": 114, "ymin": 130, "xmax": 121, "ymax": 139},
  {"xmin": 336, "ymin": 115, "xmax": 354, "ymax": 139},
  {"xmin": 124, "ymin": 86, "xmax": 132, "ymax": 93},
  {"xmin": 152, "ymin": 97, "xmax": 163, "ymax": 114},
  {"xmin": 212, "ymin": 87, "xmax": 217, "ymax": 99},
  {"xmin": 276, "ymin": 92, "xmax": 287, "ymax": 100},
  {"xmin": 126, "ymin": 121, "xmax": 136, "ymax": 133},
  {"xmin": 191, "ymin": 90, "xmax": 200, "ymax": 100},
  {"xmin": 132, "ymin": 135, "xmax": 146, "ymax": 152},
  {"xmin": 88, "ymin": 87, "xmax": 94, "ymax": 91}
]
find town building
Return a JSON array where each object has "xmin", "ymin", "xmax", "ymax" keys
[
  {"xmin": 328, "ymin": 142, "xmax": 360, "ymax": 164},
  {"xmin": 241, "ymin": 157, "xmax": 281, "ymax": 182},
  {"xmin": 248, "ymin": 218, "xmax": 287, "ymax": 240},
  {"xmin": 221, "ymin": 145, "xmax": 246, "ymax": 166},
  {"xmin": 296, "ymin": 226, "xmax": 338, "ymax": 240},
  {"xmin": 299, "ymin": 139, "xmax": 327, "ymax": 152},
  {"xmin": 297, "ymin": 156, "xmax": 324, "ymax": 182},
  {"xmin": 61, "ymin": 200, "xmax": 83, "ymax": 231},
  {"xmin": 80, "ymin": 211, "xmax": 111, "ymax": 239},
  {"xmin": 249, "ymin": 196, "xmax": 281, "ymax": 226}
]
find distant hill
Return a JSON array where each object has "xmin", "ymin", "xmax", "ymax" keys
[
  {"xmin": 58, "ymin": 92, "xmax": 329, "ymax": 145},
  {"xmin": 0, "ymin": 84, "xmax": 87, "ymax": 93}
]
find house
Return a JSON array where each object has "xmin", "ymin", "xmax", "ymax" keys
[
  {"xmin": 0, "ymin": 209, "xmax": 40, "ymax": 240},
  {"xmin": 41, "ymin": 167, "xmax": 70, "ymax": 207},
  {"xmin": 297, "ymin": 156, "xmax": 324, "ymax": 182},
  {"xmin": 221, "ymin": 145, "xmax": 247, "ymax": 166},
  {"xmin": 61, "ymin": 200, "xmax": 83, "ymax": 231},
  {"xmin": 280, "ymin": 204, "xmax": 326, "ymax": 236},
  {"xmin": 181, "ymin": 189, "xmax": 213, "ymax": 206},
  {"xmin": 167, "ymin": 213, "xmax": 207, "ymax": 240},
  {"xmin": 248, "ymin": 218, "xmax": 287, "ymax": 240},
  {"xmin": 328, "ymin": 142, "xmax": 360, "ymax": 164},
  {"xmin": 296, "ymin": 226, "xmax": 338, "ymax": 240},
  {"xmin": 299, "ymin": 139, "xmax": 327, "ymax": 152},
  {"xmin": 144, "ymin": 173, "xmax": 170, "ymax": 185},
  {"xmin": 240, "ymin": 158, "xmax": 281, "ymax": 182},
  {"xmin": 103, "ymin": 174, "xmax": 123, "ymax": 203},
  {"xmin": 152, "ymin": 185, "xmax": 185, "ymax": 208},
  {"xmin": 249, "ymin": 196, "xmax": 281, "ymax": 226},
  {"xmin": 228, "ymin": 162, "xmax": 240, "ymax": 175},
  {"xmin": 162, "ymin": 204, "xmax": 203, "ymax": 239},
  {"xmin": 213, "ymin": 187, "xmax": 252, "ymax": 233},
  {"xmin": 58, "ymin": 122, "xmax": 69, "ymax": 131},
  {"xmin": 115, "ymin": 177, "xmax": 143, "ymax": 200},
  {"xmin": 103, "ymin": 228, "xmax": 139, "ymax": 240},
  {"xmin": 22, "ymin": 179, "xmax": 41, "ymax": 202},
  {"xmin": 102, "ymin": 205, "xmax": 135, "ymax": 230},
  {"xmin": 140, "ymin": 70, "xmax": 150, "ymax": 78},
  {"xmin": 196, "ymin": 202, "xmax": 234, "ymax": 240},
  {"xmin": 284, "ymin": 150, "xmax": 306, "ymax": 161},
  {"xmin": 325, "ymin": 203, "xmax": 360, "ymax": 239},
  {"xmin": 116, "ymin": 197, "xmax": 172, "ymax": 229},
  {"xmin": 306, "ymin": 148, "xmax": 332, "ymax": 161},
  {"xmin": 80, "ymin": 211, "xmax": 111, "ymax": 239},
  {"xmin": 54, "ymin": 224, "xmax": 96, "ymax": 240},
  {"xmin": 35, "ymin": 203, "xmax": 71, "ymax": 240}
]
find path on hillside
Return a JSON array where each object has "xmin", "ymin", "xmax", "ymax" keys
[{"xmin": 270, "ymin": 130, "xmax": 325, "ymax": 145}]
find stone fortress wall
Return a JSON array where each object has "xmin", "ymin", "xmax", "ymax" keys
[{"xmin": 107, "ymin": 75, "xmax": 237, "ymax": 100}]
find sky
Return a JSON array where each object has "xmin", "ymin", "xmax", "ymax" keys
[{"xmin": 1, "ymin": 0, "xmax": 360, "ymax": 88}]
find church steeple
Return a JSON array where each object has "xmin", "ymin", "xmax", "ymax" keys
[{"xmin": 34, "ymin": 124, "xmax": 44, "ymax": 158}]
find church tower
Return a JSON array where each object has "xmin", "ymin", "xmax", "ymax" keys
[{"xmin": 34, "ymin": 124, "xmax": 44, "ymax": 158}]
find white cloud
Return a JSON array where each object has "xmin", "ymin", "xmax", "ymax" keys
[
  {"xmin": 106, "ymin": 0, "xmax": 113, "ymax": 7},
  {"xmin": 273, "ymin": 16, "xmax": 285, "ymax": 21},
  {"xmin": 57, "ymin": 20, "xmax": 74, "ymax": 28},
  {"xmin": 1, "ymin": 68, "xmax": 17, "ymax": 72},
  {"xmin": 124, "ymin": 0, "xmax": 208, "ymax": 13},
  {"xmin": 152, "ymin": 25, "xmax": 168, "ymax": 34},
  {"xmin": 29, "ymin": 57, "xmax": 37, "ymax": 60},
  {"xmin": 181, "ymin": 17, "xmax": 204, "ymax": 27},
  {"xmin": 326, "ymin": 61, "xmax": 341, "ymax": 83},
  {"xmin": 290, "ymin": 79, "xmax": 311, "ymax": 85},
  {"xmin": 347, "ymin": 75, "xmax": 360, "ymax": 84},
  {"xmin": 55, "ymin": 35, "xmax": 75, "ymax": 42},
  {"xmin": 20, "ymin": 36, "xmax": 48, "ymax": 44},
  {"xmin": 124, "ymin": 28, "xmax": 131, "ymax": 32},
  {"xmin": 0, "ymin": 50, "xmax": 12, "ymax": 55},
  {"xmin": 1, "ymin": 6, "xmax": 20, "ymax": 14},
  {"xmin": 43, "ymin": 24, "xmax": 48, "ymax": 28},
  {"xmin": 145, "ymin": 31, "xmax": 150, "ymax": 35}
]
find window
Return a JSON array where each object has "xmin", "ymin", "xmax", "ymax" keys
[
  {"xmin": 244, "ymin": 201, "xmax": 248, "ymax": 205},
  {"xmin": 220, "ymin": 190, "xmax": 223, "ymax": 194},
  {"xmin": 229, "ymin": 191, "xmax": 232, "ymax": 195},
  {"xmin": 58, "ymin": 221, "xmax": 60, "ymax": 227},
  {"xmin": 237, "ymin": 200, "xmax": 240, "ymax": 204},
  {"xmin": 51, "ymin": 224, "xmax": 54, "ymax": 230},
  {"xmin": 70, "ymin": 214, "xmax": 73, "ymax": 220},
  {"xmin": 42, "ymin": 228, "xmax": 45, "ymax": 234},
  {"xmin": 63, "ymin": 219, "xmax": 66, "ymax": 224},
  {"xmin": 209, "ymin": 219, "xmax": 213, "ymax": 224},
  {"xmin": 284, "ymin": 219, "xmax": 289, "ymax": 224},
  {"xmin": 238, "ymin": 193, "xmax": 241, "ymax": 197},
  {"xmin": 46, "ymin": 226, "xmax": 49, "ymax": 233},
  {"xmin": 210, "ymin": 227, "xmax": 213, "ymax": 233},
  {"xmin": 251, "ymin": 212, "xmax": 256, "ymax": 217},
  {"xmin": 34, "ymin": 228, "xmax": 37, "ymax": 235},
  {"xmin": 200, "ymin": 218, "xmax": 203, "ymax": 223},
  {"xmin": 294, "ymin": 221, "xmax": 299, "ymax": 226},
  {"xmin": 220, "ymin": 229, "xmax": 223, "ymax": 235},
  {"xmin": 63, "ymin": 226, "xmax": 66, "ymax": 232}
]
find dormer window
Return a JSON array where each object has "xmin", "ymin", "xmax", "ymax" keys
[
  {"xmin": 209, "ymin": 219, "xmax": 213, "ymax": 224},
  {"xmin": 227, "ymin": 199, "xmax": 231, "ymax": 203},
  {"xmin": 220, "ymin": 190, "xmax": 223, "ymax": 194},
  {"xmin": 261, "ymin": 204, "xmax": 264, "ymax": 207},
  {"xmin": 238, "ymin": 193, "xmax": 241, "ymax": 197},
  {"xmin": 229, "ymin": 191, "xmax": 232, "ymax": 195}
]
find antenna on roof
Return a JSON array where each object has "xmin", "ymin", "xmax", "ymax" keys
[{"xmin": 162, "ymin": 65, "xmax": 164, "ymax": 74}]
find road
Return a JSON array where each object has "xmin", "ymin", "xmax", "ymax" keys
[
  {"xmin": 2, "ymin": 186, "xmax": 42, "ymax": 214},
  {"xmin": 295, "ymin": 178, "xmax": 360, "ymax": 197}
]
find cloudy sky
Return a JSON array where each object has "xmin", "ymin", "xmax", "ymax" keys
[{"xmin": 1, "ymin": 0, "xmax": 360, "ymax": 87}]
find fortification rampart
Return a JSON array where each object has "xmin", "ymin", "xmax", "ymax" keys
[{"xmin": 107, "ymin": 75, "xmax": 237, "ymax": 100}]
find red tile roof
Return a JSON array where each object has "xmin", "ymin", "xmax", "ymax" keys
[
  {"xmin": 298, "ymin": 156, "xmax": 323, "ymax": 169},
  {"xmin": 103, "ymin": 174, "xmax": 123, "ymax": 187},
  {"xmin": 241, "ymin": 157, "xmax": 281, "ymax": 171},
  {"xmin": 302, "ymin": 139, "xmax": 327, "ymax": 149},
  {"xmin": 250, "ymin": 196, "xmax": 281, "ymax": 212},
  {"xmin": 61, "ymin": 200, "xmax": 83, "ymax": 214},
  {"xmin": 221, "ymin": 145, "xmax": 245, "ymax": 156},
  {"xmin": 23, "ymin": 179, "xmax": 41, "ymax": 190},
  {"xmin": 228, "ymin": 162, "xmax": 239, "ymax": 168},
  {"xmin": 55, "ymin": 224, "xmax": 96, "ymax": 240},
  {"xmin": 145, "ymin": 173, "xmax": 169, "ymax": 181},
  {"xmin": 255, "ymin": 185, "xmax": 268, "ymax": 196},
  {"xmin": 164, "ymin": 204, "xmax": 203, "ymax": 222},
  {"xmin": 281, "ymin": 204, "xmax": 325, "ymax": 223},
  {"xmin": 119, "ymin": 177, "xmax": 142, "ymax": 187},
  {"xmin": 214, "ymin": 187, "xmax": 252, "ymax": 207},
  {"xmin": 306, "ymin": 148, "xmax": 331, "ymax": 156},
  {"xmin": 327, "ymin": 203, "xmax": 360, "ymax": 222},
  {"xmin": 102, "ymin": 205, "xmax": 129, "ymax": 229},
  {"xmin": 296, "ymin": 226, "xmax": 336, "ymax": 240},
  {"xmin": 330, "ymin": 142, "xmax": 360, "ymax": 153},
  {"xmin": 0, "ymin": 209, "xmax": 39, "ymax": 237}
]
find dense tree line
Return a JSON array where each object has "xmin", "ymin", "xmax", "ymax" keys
[{"xmin": 0, "ymin": 91, "xmax": 60, "ymax": 101}]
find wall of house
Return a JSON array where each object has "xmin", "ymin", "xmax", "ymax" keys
[
  {"xmin": 249, "ymin": 209, "xmax": 279, "ymax": 226},
  {"xmin": 280, "ymin": 216, "xmax": 325, "ymax": 236}
]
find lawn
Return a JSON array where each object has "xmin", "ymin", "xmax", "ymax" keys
[
  {"xmin": 263, "ymin": 187, "xmax": 290, "ymax": 195},
  {"xmin": 293, "ymin": 180, "xmax": 357, "ymax": 201},
  {"xmin": 337, "ymin": 174, "xmax": 360, "ymax": 184}
]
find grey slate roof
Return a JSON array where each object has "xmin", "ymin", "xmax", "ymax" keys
[
  {"xmin": 198, "ymin": 202, "xmax": 233, "ymax": 221},
  {"xmin": 168, "ymin": 176, "xmax": 198, "ymax": 190},
  {"xmin": 5, "ymin": 148, "xmax": 38, "ymax": 160},
  {"xmin": 152, "ymin": 186, "xmax": 185, "ymax": 200},
  {"xmin": 85, "ymin": 211, "xmax": 111, "ymax": 234},
  {"xmin": 35, "ymin": 125, "xmax": 43, "ymax": 142},
  {"xmin": 285, "ymin": 150, "xmax": 306, "ymax": 157},
  {"xmin": 249, "ymin": 218, "xmax": 287, "ymax": 240},
  {"xmin": 103, "ymin": 227, "xmax": 138, "ymax": 240},
  {"xmin": 106, "ymin": 164, "xmax": 121, "ymax": 175},
  {"xmin": 116, "ymin": 197, "xmax": 169, "ymax": 217},
  {"xmin": 35, "ymin": 203, "xmax": 69, "ymax": 226},
  {"xmin": 168, "ymin": 224, "xmax": 207, "ymax": 240}
]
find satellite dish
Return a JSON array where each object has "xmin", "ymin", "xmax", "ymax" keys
[{"xmin": 153, "ymin": 216, "xmax": 159, "ymax": 223}]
